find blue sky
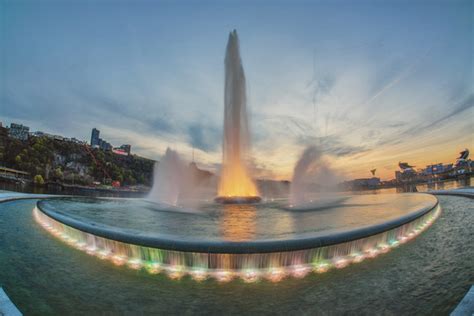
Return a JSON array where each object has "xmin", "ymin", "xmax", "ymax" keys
[{"xmin": 1, "ymin": 0, "xmax": 472, "ymax": 179}]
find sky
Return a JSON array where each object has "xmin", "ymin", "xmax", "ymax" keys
[{"xmin": 1, "ymin": 0, "xmax": 473, "ymax": 180}]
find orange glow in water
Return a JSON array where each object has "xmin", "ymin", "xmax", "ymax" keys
[
  {"xmin": 218, "ymin": 162, "xmax": 259, "ymax": 197},
  {"xmin": 220, "ymin": 204, "xmax": 257, "ymax": 241}
]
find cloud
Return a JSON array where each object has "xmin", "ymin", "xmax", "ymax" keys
[
  {"xmin": 380, "ymin": 94, "xmax": 473, "ymax": 145},
  {"xmin": 187, "ymin": 122, "xmax": 221, "ymax": 152}
]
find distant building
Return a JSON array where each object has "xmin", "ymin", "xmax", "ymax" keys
[
  {"xmin": 119, "ymin": 144, "xmax": 131, "ymax": 154},
  {"xmin": 8, "ymin": 123, "xmax": 30, "ymax": 141},
  {"xmin": 112, "ymin": 144, "xmax": 131, "ymax": 156},
  {"xmin": 112, "ymin": 148, "xmax": 128, "ymax": 156},
  {"xmin": 32, "ymin": 131, "xmax": 45, "ymax": 137},
  {"xmin": 91, "ymin": 128, "xmax": 114, "ymax": 151},
  {"xmin": 421, "ymin": 163, "xmax": 453, "ymax": 176},
  {"xmin": 91, "ymin": 128, "xmax": 100, "ymax": 147},
  {"xmin": 454, "ymin": 149, "xmax": 471, "ymax": 174},
  {"xmin": 342, "ymin": 177, "xmax": 380, "ymax": 190},
  {"xmin": 99, "ymin": 139, "xmax": 112, "ymax": 151}
]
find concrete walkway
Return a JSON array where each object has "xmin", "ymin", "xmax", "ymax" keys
[
  {"xmin": 451, "ymin": 285, "xmax": 474, "ymax": 316},
  {"xmin": 429, "ymin": 187, "xmax": 474, "ymax": 199},
  {"xmin": 0, "ymin": 191, "xmax": 57, "ymax": 203},
  {"xmin": 0, "ymin": 288, "xmax": 22, "ymax": 316}
]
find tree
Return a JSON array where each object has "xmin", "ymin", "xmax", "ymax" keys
[
  {"xmin": 54, "ymin": 167, "xmax": 64, "ymax": 180},
  {"xmin": 34, "ymin": 174, "xmax": 45, "ymax": 185}
]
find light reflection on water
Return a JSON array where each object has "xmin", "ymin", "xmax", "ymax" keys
[{"xmin": 220, "ymin": 204, "xmax": 257, "ymax": 241}]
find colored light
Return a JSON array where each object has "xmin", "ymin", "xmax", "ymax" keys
[
  {"xmin": 266, "ymin": 268, "xmax": 286, "ymax": 282},
  {"xmin": 33, "ymin": 204, "xmax": 440, "ymax": 283},
  {"xmin": 128, "ymin": 259, "xmax": 143, "ymax": 270},
  {"xmin": 351, "ymin": 253, "xmax": 366, "ymax": 263},
  {"xmin": 190, "ymin": 269, "xmax": 207, "ymax": 281},
  {"xmin": 112, "ymin": 255, "xmax": 127, "ymax": 266},
  {"xmin": 241, "ymin": 269, "xmax": 260, "ymax": 283},
  {"xmin": 146, "ymin": 262, "xmax": 162, "ymax": 274},
  {"xmin": 97, "ymin": 250, "xmax": 111, "ymax": 260},
  {"xmin": 166, "ymin": 266, "xmax": 184, "ymax": 279},
  {"xmin": 214, "ymin": 270, "xmax": 234, "ymax": 283},
  {"xmin": 333, "ymin": 257, "xmax": 349, "ymax": 269},
  {"xmin": 291, "ymin": 265, "xmax": 311, "ymax": 278}
]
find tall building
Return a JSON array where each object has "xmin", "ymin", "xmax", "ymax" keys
[
  {"xmin": 8, "ymin": 123, "xmax": 30, "ymax": 141},
  {"xmin": 91, "ymin": 128, "xmax": 100, "ymax": 147}
]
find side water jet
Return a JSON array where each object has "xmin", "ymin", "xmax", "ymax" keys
[
  {"xmin": 216, "ymin": 30, "xmax": 260, "ymax": 204},
  {"xmin": 289, "ymin": 145, "xmax": 345, "ymax": 210},
  {"xmin": 149, "ymin": 148, "xmax": 188, "ymax": 206}
]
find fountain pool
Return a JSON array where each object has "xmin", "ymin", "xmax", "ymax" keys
[{"xmin": 34, "ymin": 193, "xmax": 439, "ymax": 282}]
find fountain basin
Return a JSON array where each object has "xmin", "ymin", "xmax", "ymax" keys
[
  {"xmin": 34, "ymin": 194, "xmax": 440, "ymax": 282},
  {"xmin": 214, "ymin": 196, "xmax": 262, "ymax": 204}
]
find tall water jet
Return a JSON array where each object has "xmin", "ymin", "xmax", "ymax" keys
[{"xmin": 216, "ymin": 30, "xmax": 260, "ymax": 204}]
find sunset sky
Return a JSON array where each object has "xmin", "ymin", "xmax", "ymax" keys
[{"xmin": 1, "ymin": 0, "xmax": 472, "ymax": 180}]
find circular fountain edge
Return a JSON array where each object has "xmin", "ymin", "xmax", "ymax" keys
[
  {"xmin": 35, "ymin": 195, "xmax": 439, "ymax": 254},
  {"xmin": 214, "ymin": 196, "xmax": 262, "ymax": 204}
]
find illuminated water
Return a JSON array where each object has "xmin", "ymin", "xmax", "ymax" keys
[
  {"xmin": 33, "ymin": 194, "xmax": 439, "ymax": 281},
  {"xmin": 218, "ymin": 30, "xmax": 258, "ymax": 198},
  {"xmin": 36, "ymin": 194, "xmax": 435, "ymax": 241},
  {"xmin": 0, "ymin": 196, "xmax": 472, "ymax": 314}
]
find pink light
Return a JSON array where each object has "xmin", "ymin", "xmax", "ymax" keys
[
  {"xmin": 291, "ymin": 265, "xmax": 311, "ymax": 278},
  {"xmin": 128, "ymin": 259, "xmax": 143, "ymax": 270},
  {"xmin": 241, "ymin": 270, "xmax": 260, "ymax": 283},
  {"xmin": 190, "ymin": 269, "xmax": 207, "ymax": 281},
  {"xmin": 97, "ymin": 250, "xmax": 111, "ymax": 260},
  {"xmin": 314, "ymin": 263, "xmax": 331, "ymax": 273},
  {"xmin": 266, "ymin": 268, "xmax": 286, "ymax": 282},
  {"xmin": 166, "ymin": 266, "xmax": 184, "ymax": 279},
  {"xmin": 213, "ymin": 270, "xmax": 234, "ymax": 283},
  {"xmin": 333, "ymin": 257, "xmax": 349, "ymax": 269},
  {"xmin": 85, "ymin": 246, "xmax": 97, "ymax": 255},
  {"xmin": 366, "ymin": 248, "xmax": 379, "ymax": 258},
  {"xmin": 351, "ymin": 253, "xmax": 366, "ymax": 263},
  {"xmin": 112, "ymin": 255, "xmax": 127, "ymax": 266}
]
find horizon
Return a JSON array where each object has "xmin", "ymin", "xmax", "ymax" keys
[{"xmin": 1, "ymin": 0, "xmax": 473, "ymax": 181}]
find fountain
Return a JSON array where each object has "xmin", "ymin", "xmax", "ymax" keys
[
  {"xmin": 32, "ymin": 30, "xmax": 441, "ymax": 283},
  {"xmin": 148, "ymin": 148, "xmax": 188, "ymax": 206},
  {"xmin": 215, "ymin": 30, "xmax": 260, "ymax": 204}
]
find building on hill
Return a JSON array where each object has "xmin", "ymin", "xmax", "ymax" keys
[
  {"xmin": 119, "ymin": 144, "xmax": 131, "ymax": 154},
  {"xmin": 91, "ymin": 128, "xmax": 100, "ymax": 147},
  {"xmin": 90, "ymin": 128, "xmax": 114, "ymax": 151},
  {"xmin": 8, "ymin": 123, "xmax": 30, "ymax": 141}
]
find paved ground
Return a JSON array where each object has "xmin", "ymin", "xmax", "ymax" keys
[
  {"xmin": 429, "ymin": 187, "xmax": 474, "ymax": 199},
  {"xmin": 0, "ymin": 288, "xmax": 22, "ymax": 316}
]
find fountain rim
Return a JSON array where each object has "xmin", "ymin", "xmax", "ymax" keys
[
  {"xmin": 214, "ymin": 196, "xmax": 262, "ymax": 204},
  {"xmin": 35, "ymin": 195, "xmax": 439, "ymax": 254}
]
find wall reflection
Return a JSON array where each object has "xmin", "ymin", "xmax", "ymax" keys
[{"xmin": 220, "ymin": 204, "xmax": 257, "ymax": 241}]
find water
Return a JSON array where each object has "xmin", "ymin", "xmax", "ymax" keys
[
  {"xmin": 34, "ymin": 203, "xmax": 440, "ymax": 281},
  {"xmin": 289, "ymin": 145, "xmax": 340, "ymax": 206},
  {"xmin": 0, "ymin": 181, "xmax": 147, "ymax": 198},
  {"xmin": 33, "ymin": 194, "xmax": 439, "ymax": 281},
  {"xmin": 342, "ymin": 176, "xmax": 473, "ymax": 195},
  {"xmin": 218, "ymin": 30, "xmax": 258, "ymax": 198},
  {"xmin": 0, "ymin": 196, "xmax": 472, "ymax": 314},
  {"xmin": 148, "ymin": 148, "xmax": 189, "ymax": 205},
  {"xmin": 36, "ymin": 194, "xmax": 436, "ymax": 242}
]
